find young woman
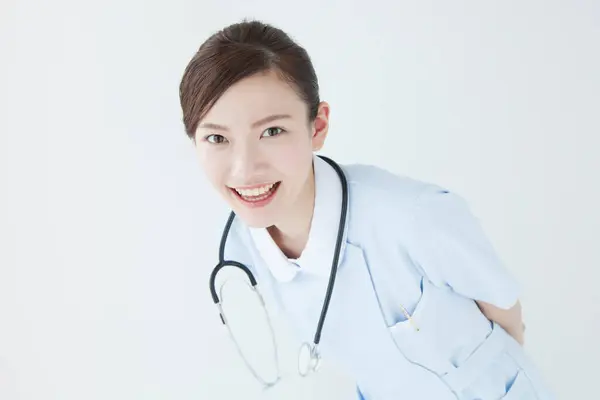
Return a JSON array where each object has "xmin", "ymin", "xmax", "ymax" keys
[{"xmin": 178, "ymin": 20, "xmax": 553, "ymax": 400}]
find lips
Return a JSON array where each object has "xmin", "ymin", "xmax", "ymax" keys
[
  {"xmin": 234, "ymin": 183, "xmax": 277, "ymax": 198},
  {"xmin": 229, "ymin": 182, "xmax": 281, "ymax": 206}
]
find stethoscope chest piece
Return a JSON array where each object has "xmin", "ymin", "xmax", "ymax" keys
[{"xmin": 298, "ymin": 342, "xmax": 322, "ymax": 377}]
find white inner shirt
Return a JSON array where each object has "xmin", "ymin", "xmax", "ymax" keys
[{"xmin": 249, "ymin": 155, "xmax": 343, "ymax": 282}]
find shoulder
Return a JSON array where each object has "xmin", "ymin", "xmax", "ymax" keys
[
  {"xmin": 339, "ymin": 162, "xmax": 453, "ymax": 242},
  {"xmin": 341, "ymin": 162, "xmax": 449, "ymax": 217}
]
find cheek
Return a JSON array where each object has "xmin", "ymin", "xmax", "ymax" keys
[
  {"xmin": 196, "ymin": 147, "xmax": 227, "ymax": 187},
  {"xmin": 274, "ymin": 143, "xmax": 313, "ymax": 179}
]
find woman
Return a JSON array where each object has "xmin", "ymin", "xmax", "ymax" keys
[{"xmin": 178, "ymin": 20, "xmax": 553, "ymax": 399}]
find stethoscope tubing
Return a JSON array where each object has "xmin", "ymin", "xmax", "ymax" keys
[{"xmin": 209, "ymin": 155, "xmax": 348, "ymax": 376}]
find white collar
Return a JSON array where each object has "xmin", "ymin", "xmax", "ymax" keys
[{"xmin": 249, "ymin": 155, "xmax": 345, "ymax": 282}]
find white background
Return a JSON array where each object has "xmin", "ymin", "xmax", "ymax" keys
[{"xmin": 1, "ymin": 1, "xmax": 599, "ymax": 399}]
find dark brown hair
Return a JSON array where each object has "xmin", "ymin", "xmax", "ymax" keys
[{"xmin": 179, "ymin": 20, "xmax": 320, "ymax": 139}]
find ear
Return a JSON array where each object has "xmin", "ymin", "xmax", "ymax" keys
[{"xmin": 311, "ymin": 101, "xmax": 330, "ymax": 151}]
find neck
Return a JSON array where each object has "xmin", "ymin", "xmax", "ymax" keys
[{"xmin": 267, "ymin": 165, "xmax": 316, "ymax": 259}]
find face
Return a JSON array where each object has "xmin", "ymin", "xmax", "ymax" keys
[{"xmin": 194, "ymin": 70, "xmax": 330, "ymax": 229}]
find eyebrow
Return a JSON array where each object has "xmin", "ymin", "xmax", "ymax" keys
[{"xmin": 198, "ymin": 114, "xmax": 292, "ymax": 131}]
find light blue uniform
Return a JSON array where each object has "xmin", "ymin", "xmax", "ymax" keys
[{"xmin": 224, "ymin": 156, "xmax": 554, "ymax": 399}]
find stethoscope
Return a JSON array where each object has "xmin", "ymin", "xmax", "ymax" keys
[{"xmin": 209, "ymin": 155, "xmax": 348, "ymax": 389}]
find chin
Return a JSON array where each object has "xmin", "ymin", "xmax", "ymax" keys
[{"xmin": 231, "ymin": 208, "xmax": 275, "ymax": 229}]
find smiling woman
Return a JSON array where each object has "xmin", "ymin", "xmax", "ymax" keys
[
  {"xmin": 179, "ymin": 20, "xmax": 330, "ymax": 256},
  {"xmin": 177, "ymin": 19, "xmax": 554, "ymax": 400}
]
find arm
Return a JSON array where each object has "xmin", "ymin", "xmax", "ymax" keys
[
  {"xmin": 476, "ymin": 300, "xmax": 525, "ymax": 345},
  {"xmin": 407, "ymin": 186, "xmax": 525, "ymax": 343}
]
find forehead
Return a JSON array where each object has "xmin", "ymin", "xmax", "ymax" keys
[{"xmin": 201, "ymin": 70, "xmax": 308, "ymax": 127}]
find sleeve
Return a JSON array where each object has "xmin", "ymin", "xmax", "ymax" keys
[{"xmin": 408, "ymin": 184, "xmax": 521, "ymax": 309}]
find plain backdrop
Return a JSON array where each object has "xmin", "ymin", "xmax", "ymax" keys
[{"xmin": 1, "ymin": 1, "xmax": 599, "ymax": 399}]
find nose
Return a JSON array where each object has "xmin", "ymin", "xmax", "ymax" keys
[{"xmin": 230, "ymin": 141, "xmax": 264, "ymax": 184}]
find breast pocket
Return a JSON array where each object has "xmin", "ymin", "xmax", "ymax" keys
[{"xmin": 387, "ymin": 277, "xmax": 497, "ymax": 378}]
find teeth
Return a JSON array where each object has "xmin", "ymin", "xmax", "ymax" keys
[{"xmin": 235, "ymin": 183, "xmax": 275, "ymax": 197}]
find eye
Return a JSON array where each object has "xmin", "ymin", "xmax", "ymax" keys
[
  {"xmin": 261, "ymin": 127, "xmax": 285, "ymax": 138},
  {"xmin": 205, "ymin": 134, "xmax": 228, "ymax": 144}
]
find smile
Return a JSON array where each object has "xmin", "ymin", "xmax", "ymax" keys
[{"xmin": 230, "ymin": 182, "xmax": 281, "ymax": 207}]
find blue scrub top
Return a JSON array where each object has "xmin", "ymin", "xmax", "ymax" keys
[{"xmin": 224, "ymin": 156, "xmax": 554, "ymax": 399}]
